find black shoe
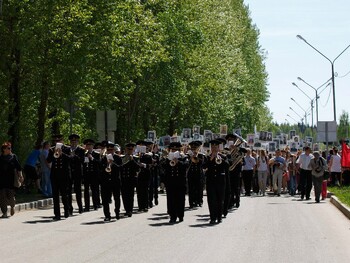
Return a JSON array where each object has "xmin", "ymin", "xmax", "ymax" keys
[
  {"xmin": 209, "ymin": 220, "xmax": 215, "ymax": 225},
  {"xmin": 179, "ymin": 218, "xmax": 183, "ymax": 222},
  {"xmin": 143, "ymin": 208, "xmax": 148, "ymax": 212},
  {"xmin": 115, "ymin": 214, "xmax": 120, "ymax": 220},
  {"xmin": 69, "ymin": 208, "xmax": 73, "ymax": 216},
  {"xmin": 53, "ymin": 216, "xmax": 61, "ymax": 221},
  {"xmin": 149, "ymin": 203, "xmax": 153, "ymax": 208},
  {"xmin": 64, "ymin": 211, "xmax": 69, "ymax": 218},
  {"xmin": 306, "ymin": 197, "xmax": 311, "ymax": 200},
  {"xmin": 217, "ymin": 219, "xmax": 222, "ymax": 224},
  {"xmin": 277, "ymin": 193, "xmax": 280, "ymax": 197},
  {"xmin": 155, "ymin": 199, "xmax": 158, "ymax": 205},
  {"xmin": 169, "ymin": 219, "xmax": 176, "ymax": 223},
  {"xmin": 104, "ymin": 217, "xmax": 111, "ymax": 222},
  {"xmin": 79, "ymin": 208, "xmax": 83, "ymax": 214},
  {"xmin": 84, "ymin": 208, "xmax": 90, "ymax": 212},
  {"xmin": 235, "ymin": 202, "xmax": 240, "ymax": 208},
  {"xmin": 93, "ymin": 206, "xmax": 98, "ymax": 210},
  {"xmin": 301, "ymin": 195, "xmax": 304, "ymax": 200},
  {"xmin": 126, "ymin": 212, "xmax": 132, "ymax": 217}
]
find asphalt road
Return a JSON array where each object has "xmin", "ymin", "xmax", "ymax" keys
[{"xmin": 1, "ymin": 192, "xmax": 350, "ymax": 263}]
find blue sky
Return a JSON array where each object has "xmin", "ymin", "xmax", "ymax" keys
[{"xmin": 243, "ymin": 0, "xmax": 350, "ymax": 125}]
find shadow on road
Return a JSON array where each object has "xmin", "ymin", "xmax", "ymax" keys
[
  {"xmin": 81, "ymin": 220, "xmax": 110, "ymax": 225},
  {"xmin": 23, "ymin": 215, "xmax": 76, "ymax": 224},
  {"xmin": 189, "ymin": 222, "xmax": 216, "ymax": 228},
  {"xmin": 149, "ymin": 222, "xmax": 178, "ymax": 227},
  {"xmin": 147, "ymin": 215, "xmax": 169, "ymax": 221}
]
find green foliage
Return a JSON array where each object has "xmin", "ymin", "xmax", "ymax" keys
[
  {"xmin": 0, "ymin": 0, "xmax": 271, "ymax": 161},
  {"xmin": 338, "ymin": 111, "xmax": 350, "ymax": 140}
]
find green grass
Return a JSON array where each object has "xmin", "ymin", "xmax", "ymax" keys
[{"xmin": 328, "ymin": 186, "xmax": 350, "ymax": 207}]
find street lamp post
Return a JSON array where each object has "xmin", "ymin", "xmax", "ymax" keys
[
  {"xmin": 287, "ymin": 114, "xmax": 298, "ymax": 123},
  {"xmin": 292, "ymin": 82, "xmax": 314, "ymax": 128},
  {"xmin": 290, "ymin": 98, "xmax": 308, "ymax": 126},
  {"xmin": 297, "ymin": 77, "xmax": 332, "ymax": 125},
  {"xmin": 296, "ymin": 35, "xmax": 350, "ymax": 123}
]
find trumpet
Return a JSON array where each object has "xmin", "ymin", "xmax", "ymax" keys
[
  {"xmin": 54, "ymin": 148, "xmax": 61, "ymax": 158},
  {"xmin": 215, "ymin": 154, "xmax": 222, "ymax": 165},
  {"xmin": 54, "ymin": 143, "xmax": 63, "ymax": 158},
  {"xmin": 105, "ymin": 163, "xmax": 112, "ymax": 173}
]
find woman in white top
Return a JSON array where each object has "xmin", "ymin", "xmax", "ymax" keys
[
  {"xmin": 257, "ymin": 150, "xmax": 269, "ymax": 196},
  {"xmin": 328, "ymin": 147, "xmax": 342, "ymax": 186}
]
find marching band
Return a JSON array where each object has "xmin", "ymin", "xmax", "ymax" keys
[{"xmin": 46, "ymin": 132, "xmax": 249, "ymax": 224}]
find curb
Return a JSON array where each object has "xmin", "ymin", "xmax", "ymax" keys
[
  {"xmin": 14, "ymin": 198, "xmax": 54, "ymax": 213},
  {"xmin": 330, "ymin": 195, "xmax": 350, "ymax": 220},
  {"xmin": 10, "ymin": 193, "xmax": 77, "ymax": 214}
]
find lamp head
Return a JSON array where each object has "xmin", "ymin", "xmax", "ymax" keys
[{"xmin": 296, "ymin": 35, "xmax": 306, "ymax": 41}]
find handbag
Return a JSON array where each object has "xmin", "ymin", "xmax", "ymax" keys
[{"xmin": 14, "ymin": 171, "xmax": 24, "ymax": 188}]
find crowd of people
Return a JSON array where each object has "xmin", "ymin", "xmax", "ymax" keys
[{"xmin": 0, "ymin": 132, "xmax": 349, "ymax": 223}]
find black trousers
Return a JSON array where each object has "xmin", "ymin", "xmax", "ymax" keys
[
  {"xmin": 230, "ymin": 172, "xmax": 241, "ymax": 207},
  {"xmin": 101, "ymin": 180, "xmax": 121, "ymax": 218},
  {"xmin": 84, "ymin": 172, "xmax": 100, "ymax": 210},
  {"xmin": 188, "ymin": 173, "xmax": 202, "ymax": 206},
  {"xmin": 51, "ymin": 172, "xmax": 69, "ymax": 217},
  {"xmin": 242, "ymin": 170, "xmax": 253, "ymax": 196},
  {"xmin": 121, "ymin": 177, "xmax": 136, "ymax": 213},
  {"xmin": 299, "ymin": 169, "xmax": 312, "ymax": 199},
  {"xmin": 137, "ymin": 173, "xmax": 150, "ymax": 210},
  {"xmin": 67, "ymin": 171, "xmax": 83, "ymax": 212},
  {"xmin": 206, "ymin": 179, "xmax": 226, "ymax": 221},
  {"xmin": 166, "ymin": 186, "xmax": 185, "ymax": 220},
  {"xmin": 148, "ymin": 169, "xmax": 159, "ymax": 206}
]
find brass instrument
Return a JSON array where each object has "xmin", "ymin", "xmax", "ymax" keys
[
  {"xmin": 105, "ymin": 163, "xmax": 112, "ymax": 173},
  {"xmin": 170, "ymin": 159, "xmax": 176, "ymax": 166},
  {"xmin": 215, "ymin": 154, "xmax": 222, "ymax": 165},
  {"xmin": 54, "ymin": 143, "xmax": 63, "ymax": 158},
  {"xmin": 229, "ymin": 133, "xmax": 247, "ymax": 171},
  {"xmin": 105, "ymin": 153, "xmax": 114, "ymax": 173}
]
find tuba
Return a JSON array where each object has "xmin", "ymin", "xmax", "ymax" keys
[{"xmin": 229, "ymin": 133, "xmax": 247, "ymax": 171}]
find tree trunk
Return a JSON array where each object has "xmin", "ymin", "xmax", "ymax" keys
[
  {"xmin": 7, "ymin": 47, "xmax": 21, "ymax": 151},
  {"xmin": 35, "ymin": 65, "xmax": 49, "ymax": 147}
]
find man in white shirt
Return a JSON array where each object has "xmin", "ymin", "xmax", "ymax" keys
[
  {"xmin": 296, "ymin": 146, "xmax": 313, "ymax": 200},
  {"xmin": 242, "ymin": 149, "xmax": 256, "ymax": 196},
  {"xmin": 328, "ymin": 147, "xmax": 342, "ymax": 186}
]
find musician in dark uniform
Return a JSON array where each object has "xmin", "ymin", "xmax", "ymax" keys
[
  {"xmin": 187, "ymin": 141, "xmax": 205, "ymax": 208},
  {"xmin": 120, "ymin": 143, "xmax": 140, "ymax": 217},
  {"xmin": 100, "ymin": 142, "xmax": 122, "ymax": 221},
  {"xmin": 163, "ymin": 142, "xmax": 187, "ymax": 223},
  {"xmin": 148, "ymin": 143, "xmax": 160, "ymax": 208},
  {"xmin": 226, "ymin": 134, "xmax": 246, "ymax": 209},
  {"xmin": 47, "ymin": 134, "xmax": 71, "ymax": 220},
  {"xmin": 203, "ymin": 139, "xmax": 229, "ymax": 224},
  {"xmin": 83, "ymin": 139, "xmax": 101, "ymax": 211},
  {"xmin": 67, "ymin": 134, "xmax": 85, "ymax": 214},
  {"xmin": 136, "ymin": 140, "xmax": 153, "ymax": 212},
  {"xmin": 215, "ymin": 138, "xmax": 231, "ymax": 218}
]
